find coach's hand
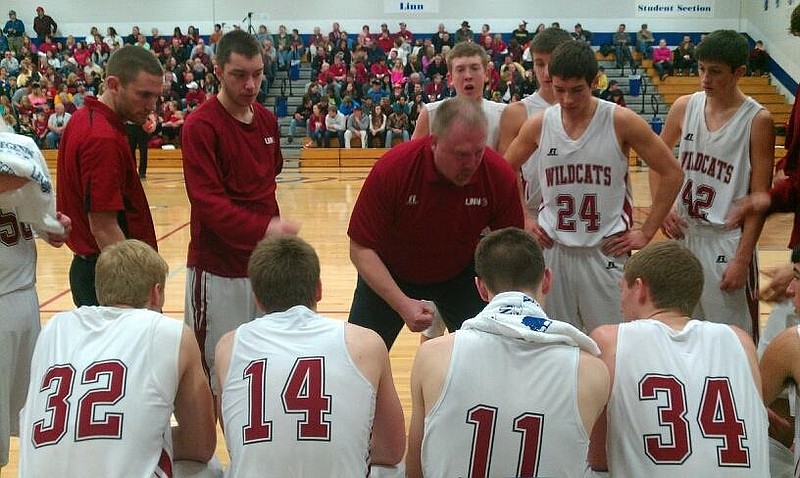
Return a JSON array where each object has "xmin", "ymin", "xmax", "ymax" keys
[
  {"xmin": 265, "ymin": 216, "xmax": 300, "ymax": 237},
  {"xmin": 760, "ymin": 264, "xmax": 794, "ymax": 302},
  {"xmin": 720, "ymin": 257, "xmax": 748, "ymax": 291},
  {"xmin": 399, "ymin": 298, "xmax": 435, "ymax": 333},
  {"xmin": 726, "ymin": 191, "xmax": 771, "ymax": 229}
]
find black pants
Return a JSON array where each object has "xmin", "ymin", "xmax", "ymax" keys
[
  {"xmin": 69, "ymin": 254, "xmax": 99, "ymax": 306},
  {"xmin": 348, "ymin": 263, "xmax": 486, "ymax": 350},
  {"xmin": 126, "ymin": 123, "xmax": 149, "ymax": 177}
]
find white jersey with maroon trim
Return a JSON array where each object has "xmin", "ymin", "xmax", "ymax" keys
[
  {"xmin": 520, "ymin": 92, "xmax": 553, "ymax": 215},
  {"xmin": 19, "ymin": 307, "xmax": 182, "ymax": 477},
  {"xmin": 534, "ymin": 100, "xmax": 633, "ymax": 247},
  {"xmin": 607, "ymin": 319, "xmax": 768, "ymax": 477},
  {"xmin": 0, "ymin": 207, "xmax": 36, "ymax": 295},
  {"xmin": 676, "ymin": 92, "xmax": 763, "ymax": 227},
  {"xmin": 221, "ymin": 306, "xmax": 375, "ymax": 477},
  {"xmin": 425, "ymin": 98, "xmax": 506, "ymax": 149}
]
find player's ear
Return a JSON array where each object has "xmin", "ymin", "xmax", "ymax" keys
[
  {"xmin": 475, "ymin": 276, "xmax": 491, "ymax": 302},
  {"xmin": 252, "ymin": 292, "xmax": 266, "ymax": 315},
  {"xmin": 147, "ymin": 282, "xmax": 164, "ymax": 313},
  {"xmin": 315, "ymin": 279, "xmax": 322, "ymax": 304},
  {"xmin": 540, "ymin": 267, "xmax": 552, "ymax": 296}
]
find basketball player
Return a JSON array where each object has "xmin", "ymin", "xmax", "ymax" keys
[
  {"xmin": 497, "ymin": 27, "xmax": 572, "ymax": 229},
  {"xmin": 504, "ymin": 41, "xmax": 683, "ymax": 331},
  {"xmin": 658, "ymin": 29, "xmax": 774, "ymax": 338},
  {"xmin": 761, "ymin": 246, "xmax": 800, "ymax": 478},
  {"xmin": 57, "ymin": 46, "xmax": 163, "ymax": 306},
  {"xmin": 407, "ymin": 227, "xmax": 609, "ymax": 478},
  {"xmin": 0, "ymin": 134, "xmax": 70, "ymax": 474},
  {"xmin": 18, "ymin": 240, "xmax": 217, "ymax": 476},
  {"xmin": 216, "ymin": 236, "xmax": 405, "ymax": 477},
  {"xmin": 588, "ymin": 241, "xmax": 768, "ymax": 476},
  {"xmin": 411, "ymin": 41, "xmax": 506, "ymax": 149},
  {"xmin": 182, "ymin": 30, "xmax": 298, "ymax": 392},
  {"xmin": 348, "ymin": 97, "xmax": 524, "ymax": 349}
]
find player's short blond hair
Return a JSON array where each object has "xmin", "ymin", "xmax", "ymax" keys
[
  {"xmin": 95, "ymin": 239, "xmax": 168, "ymax": 308},
  {"xmin": 623, "ymin": 241, "xmax": 703, "ymax": 316}
]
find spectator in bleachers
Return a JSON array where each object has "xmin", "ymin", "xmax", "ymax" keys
[
  {"xmin": 425, "ymin": 53, "xmax": 447, "ymax": 82},
  {"xmin": 104, "ymin": 27, "xmax": 123, "ymax": 50},
  {"xmin": 159, "ymin": 100, "xmax": 183, "ymax": 144},
  {"xmin": 88, "ymin": 33, "xmax": 109, "ymax": 66},
  {"xmin": 506, "ymin": 37, "xmax": 523, "ymax": 62},
  {"xmin": 290, "ymin": 28, "xmax": 305, "ymax": 61},
  {"xmin": 287, "ymin": 96, "xmax": 313, "ymax": 144},
  {"xmin": 328, "ymin": 22, "xmax": 343, "ymax": 45},
  {"xmin": 339, "ymin": 95, "xmax": 359, "ymax": 116},
  {"xmin": 376, "ymin": 29, "xmax": 395, "ymax": 53},
  {"xmin": 485, "ymin": 60, "xmax": 500, "ymax": 95},
  {"xmin": 404, "ymin": 72, "xmax": 423, "ymax": 97},
  {"xmin": 409, "ymin": 91, "xmax": 424, "ymax": 126},
  {"xmin": 599, "ymin": 79, "xmax": 621, "ymax": 102},
  {"xmin": 344, "ymin": 104, "xmax": 369, "ymax": 148},
  {"xmin": 390, "ymin": 59, "xmax": 406, "ymax": 86},
  {"xmin": 4, "ymin": 10, "xmax": 24, "ymax": 55},
  {"xmin": 184, "ymin": 81, "xmax": 205, "ymax": 109},
  {"xmin": 431, "ymin": 23, "xmax": 450, "ymax": 53},
  {"xmin": 134, "ymin": 34, "xmax": 150, "ymax": 50},
  {"xmin": 305, "ymin": 103, "xmax": 326, "ymax": 147},
  {"xmin": 385, "ymin": 102, "xmax": 409, "ymax": 147},
  {"xmin": 572, "ymin": 23, "xmax": 592, "ymax": 44},
  {"xmin": 397, "ymin": 22, "xmax": 413, "ymax": 43},
  {"xmin": 150, "ymin": 28, "xmax": 165, "ymax": 52},
  {"xmin": 123, "ymin": 26, "xmax": 140, "ymax": 45},
  {"xmin": 652, "ymin": 38, "xmax": 673, "ymax": 80},
  {"xmin": 424, "ymin": 73, "xmax": 445, "ymax": 102},
  {"xmin": 517, "ymin": 69, "xmax": 536, "ymax": 97},
  {"xmin": 17, "ymin": 59, "xmax": 38, "ymax": 87},
  {"xmin": 613, "ymin": 23, "xmax": 636, "ymax": 71},
  {"xmin": 185, "ymin": 25, "xmax": 200, "ymax": 47},
  {"xmin": 748, "ymin": 40, "xmax": 769, "ymax": 76},
  {"xmin": 478, "ymin": 24, "xmax": 492, "ymax": 45},
  {"xmin": 72, "ymin": 84, "xmax": 87, "ymax": 107},
  {"xmin": 534, "ymin": 23, "xmax": 547, "ymax": 37},
  {"xmin": 255, "ymin": 25, "xmax": 271, "ymax": 45},
  {"xmin": 332, "ymin": 39, "xmax": 351, "ymax": 68},
  {"xmin": 20, "ymin": 34, "xmax": 37, "ymax": 57},
  {"xmin": 455, "ymin": 21, "xmax": 474, "ymax": 44},
  {"xmin": 73, "ymin": 41, "xmax": 90, "ymax": 67},
  {"xmin": 674, "ymin": 35, "xmax": 696, "ymax": 75},
  {"xmin": 273, "ymin": 25, "xmax": 291, "ymax": 70},
  {"xmin": 512, "ymin": 21, "xmax": 532, "ymax": 47},
  {"xmin": 38, "ymin": 34, "xmax": 58, "ymax": 57},
  {"xmin": 0, "ymin": 31, "xmax": 8, "ymax": 55},
  {"xmin": 404, "ymin": 54, "xmax": 423, "ymax": 79},
  {"xmin": 33, "ymin": 110, "xmax": 47, "ymax": 147},
  {"xmin": 209, "ymin": 24, "xmax": 222, "ymax": 52},
  {"xmin": 330, "ymin": 53, "xmax": 348, "ymax": 85},
  {"xmin": 1, "ymin": 51, "xmax": 18, "ymax": 75},
  {"xmin": 171, "ymin": 26, "xmax": 187, "ymax": 47},
  {"xmin": 310, "ymin": 26, "xmax": 328, "ymax": 57},
  {"xmin": 45, "ymin": 102, "xmax": 70, "ymax": 148},
  {"xmin": 636, "ymin": 24, "xmax": 654, "ymax": 59},
  {"xmin": 32, "ymin": 6, "xmax": 57, "ymax": 41},
  {"xmin": 368, "ymin": 103, "xmax": 386, "ymax": 147},
  {"xmin": 370, "ymin": 57, "xmax": 390, "ymax": 82},
  {"xmin": 323, "ymin": 103, "xmax": 346, "ymax": 147},
  {"xmin": 63, "ymin": 35, "xmax": 76, "ymax": 54}
]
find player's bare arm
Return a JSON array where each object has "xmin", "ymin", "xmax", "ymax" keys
[
  {"xmin": 656, "ymin": 95, "xmax": 691, "ymax": 239},
  {"xmin": 0, "ymin": 173, "xmax": 29, "ymax": 193},
  {"xmin": 729, "ymin": 325, "xmax": 764, "ymax": 396},
  {"xmin": 87, "ymin": 210, "xmax": 126, "ymax": 249},
  {"xmin": 345, "ymin": 324, "xmax": 405, "ymax": 465},
  {"xmin": 760, "ymin": 326, "xmax": 800, "ymax": 405},
  {"xmin": 214, "ymin": 330, "xmax": 236, "ymax": 424},
  {"xmin": 349, "ymin": 239, "xmax": 434, "ymax": 331},
  {"xmin": 587, "ymin": 324, "xmax": 619, "ymax": 472},
  {"xmin": 410, "ymin": 107, "xmax": 430, "ymax": 140},
  {"xmin": 503, "ymin": 113, "xmax": 542, "ymax": 173},
  {"xmin": 720, "ymin": 109, "xmax": 774, "ymax": 291},
  {"xmin": 173, "ymin": 325, "xmax": 217, "ymax": 462},
  {"xmin": 604, "ymin": 108, "xmax": 683, "ymax": 256},
  {"xmin": 496, "ymin": 102, "xmax": 528, "ymax": 155},
  {"xmin": 576, "ymin": 352, "xmax": 610, "ymax": 436},
  {"xmin": 407, "ymin": 337, "xmax": 454, "ymax": 478}
]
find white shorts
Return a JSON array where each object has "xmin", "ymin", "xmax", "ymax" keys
[
  {"xmin": 185, "ymin": 268, "xmax": 259, "ymax": 395},
  {"xmin": 174, "ymin": 457, "xmax": 224, "ymax": 478},
  {"xmin": 679, "ymin": 226, "xmax": 757, "ymax": 335},
  {"xmin": 768, "ymin": 436, "xmax": 794, "ymax": 478},
  {"xmin": 0, "ymin": 286, "xmax": 39, "ymax": 466},
  {"xmin": 543, "ymin": 243, "xmax": 625, "ymax": 332}
]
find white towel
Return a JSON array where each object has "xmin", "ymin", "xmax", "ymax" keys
[
  {"xmin": 0, "ymin": 131, "xmax": 63, "ymax": 238},
  {"xmin": 461, "ymin": 291, "xmax": 601, "ymax": 355}
]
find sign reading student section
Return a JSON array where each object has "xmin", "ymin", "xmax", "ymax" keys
[{"xmin": 635, "ymin": 1, "xmax": 716, "ymax": 17}]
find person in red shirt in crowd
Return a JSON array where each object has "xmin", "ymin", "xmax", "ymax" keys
[
  {"xmin": 370, "ymin": 57, "xmax": 390, "ymax": 80},
  {"xmin": 37, "ymin": 34, "xmax": 58, "ymax": 57},
  {"xmin": 347, "ymin": 96, "xmax": 524, "ymax": 349},
  {"xmin": 56, "ymin": 46, "xmax": 163, "ymax": 306},
  {"xmin": 397, "ymin": 22, "xmax": 413, "ymax": 43},
  {"xmin": 377, "ymin": 29, "xmax": 395, "ymax": 53},
  {"xmin": 181, "ymin": 30, "xmax": 298, "ymax": 396}
]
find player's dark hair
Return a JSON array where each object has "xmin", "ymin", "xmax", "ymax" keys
[
  {"xmin": 548, "ymin": 40, "xmax": 596, "ymax": 85},
  {"xmin": 791, "ymin": 246, "xmax": 800, "ymax": 263},
  {"xmin": 248, "ymin": 236, "xmax": 320, "ymax": 313},
  {"xmin": 624, "ymin": 241, "xmax": 703, "ymax": 316},
  {"xmin": 216, "ymin": 29, "xmax": 262, "ymax": 69},
  {"xmin": 792, "ymin": 4, "xmax": 800, "ymax": 36},
  {"xmin": 695, "ymin": 30, "xmax": 748, "ymax": 71},
  {"xmin": 530, "ymin": 27, "xmax": 572, "ymax": 54},
  {"xmin": 475, "ymin": 228, "xmax": 545, "ymax": 294},
  {"xmin": 105, "ymin": 46, "xmax": 163, "ymax": 86}
]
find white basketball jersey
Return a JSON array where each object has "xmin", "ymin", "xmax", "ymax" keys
[
  {"xmin": 520, "ymin": 92, "xmax": 553, "ymax": 215},
  {"xmin": 221, "ymin": 306, "xmax": 375, "ymax": 478},
  {"xmin": 422, "ymin": 330, "xmax": 590, "ymax": 478},
  {"xmin": 19, "ymin": 307, "xmax": 182, "ymax": 477},
  {"xmin": 607, "ymin": 320, "xmax": 769, "ymax": 477},
  {"xmin": 534, "ymin": 100, "xmax": 632, "ymax": 247},
  {"xmin": 676, "ymin": 92, "xmax": 763, "ymax": 226},
  {"xmin": 426, "ymin": 98, "xmax": 506, "ymax": 149},
  {"xmin": 0, "ymin": 207, "xmax": 36, "ymax": 295}
]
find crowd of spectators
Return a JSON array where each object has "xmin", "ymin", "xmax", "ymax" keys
[{"xmin": 5, "ymin": 10, "xmax": 771, "ymax": 150}]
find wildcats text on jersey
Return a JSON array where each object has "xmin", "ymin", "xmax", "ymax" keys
[
  {"xmin": 544, "ymin": 163, "xmax": 612, "ymax": 187},
  {"xmin": 680, "ymin": 151, "xmax": 734, "ymax": 184}
]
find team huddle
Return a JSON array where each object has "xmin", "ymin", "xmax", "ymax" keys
[{"xmin": 1, "ymin": 14, "xmax": 798, "ymax": 478}]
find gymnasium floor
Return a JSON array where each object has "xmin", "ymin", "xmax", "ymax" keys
[{"xmin": 4, "ymin": 165, "xmax": 793, "ymax": 474}]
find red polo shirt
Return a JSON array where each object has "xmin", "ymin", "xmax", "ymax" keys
[
  {"xmin": 56, "ymin": 96, "xmax": 156, "ymax": 256},
  {"xmin": 348, "ymin": 136, "xmax": 523, "ymax": 284}
]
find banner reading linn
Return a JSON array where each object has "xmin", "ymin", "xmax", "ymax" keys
[
  {"xmin": 636, "ymin": 0, "xmax": 715, "ymax": 17},
  {"xmin": 384, "ymin": 0, "xmax": 439, "ymax": 13}
]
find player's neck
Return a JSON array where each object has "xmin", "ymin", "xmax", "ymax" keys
[
  {"xmin": 705, "ymin": 87, "xmax": 745, "ymax": 110},
  {"xmin": 642, "ymin": 309, "xmax": 690, "ymax": 330},
  {"xmin": 217, "ymin": 90, "xmax": 254, "ymax": 122},
  {"xmin": 538, "ymin": 87, "xmax": 556, "ymax": 105}
]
